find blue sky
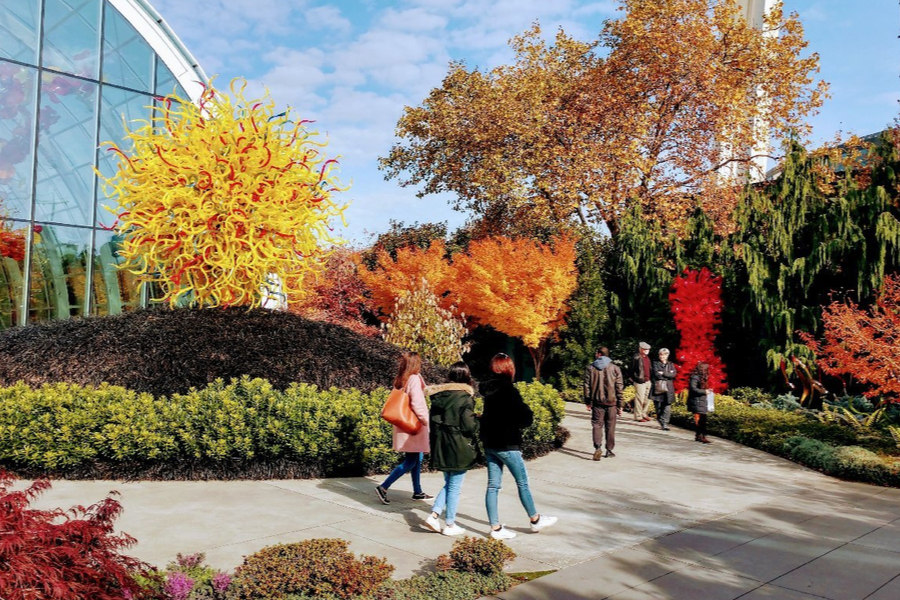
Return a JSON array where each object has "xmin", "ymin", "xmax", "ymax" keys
[{"xmin": 151, "ymin": 0, "xmax": 900, "ymax": 244}]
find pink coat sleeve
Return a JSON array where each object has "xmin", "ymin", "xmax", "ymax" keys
[{"xmin": 407, "ymin": 375, "xmax": 429, "ymax": 425}]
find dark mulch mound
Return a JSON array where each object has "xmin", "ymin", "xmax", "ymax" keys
[{"xmin": 0, "ymin": 308, "xmax": 446, "ymax": 396}]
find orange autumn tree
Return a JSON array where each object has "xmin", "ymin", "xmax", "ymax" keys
[
  {"xmin": 381, "ymin": 1, "xmax": 827, "ymax": 235},
  {"xmin": 357, "ymin": 239, "xmax": 452, "ymax": 318},
  {"xmin": 452, "ymin": 236, "xmax": 577, "ymax": 380},
  {"xmin": 801, "ymin": 275, "xmax": 900, "ymax": 401}
]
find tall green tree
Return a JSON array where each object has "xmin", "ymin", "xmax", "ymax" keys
[
  {"xmin": 552, "ymin": 233, "xmax": 610, "ymax": 392},
  {"xmin": 731, "ymin": 135, "xmax": 900, "ymax": 370}
]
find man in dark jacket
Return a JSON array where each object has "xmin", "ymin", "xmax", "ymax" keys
[
  {"xmin": 584, "ymin": 347, "xmax": 624, "ymax": 461},
  {"xmin": 629, "ymin": 341, "xmax": 653, "ymax": 422}
]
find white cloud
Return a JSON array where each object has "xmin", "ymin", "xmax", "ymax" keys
[{"xmin": 306, "ymin": 5, "xmax": 353, "ymax": 36}]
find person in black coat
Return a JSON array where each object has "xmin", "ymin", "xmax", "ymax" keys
[
  {"xmin": 650, "ymin": 348, "xmax": 677, "ymax": 431},
  {"xmin": 479, "ymin": 353, "xmax": 557, "ymax": 541},
  {"xmin": 687, "ymin": 362, "xmax": 713, "ymax": 443}
]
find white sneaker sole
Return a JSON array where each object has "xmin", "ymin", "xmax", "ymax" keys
[{"xmin": 421, "ymin": 521, "xmax": 442, "ymax": 534}]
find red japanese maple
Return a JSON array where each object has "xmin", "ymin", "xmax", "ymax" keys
[
  {"xmin": 801, "ymin": 274, "xmax": 900, "ymax": 401},
  {"xmin": 0, "ymin": 472, "xmax": 151, "ymax": 600}
]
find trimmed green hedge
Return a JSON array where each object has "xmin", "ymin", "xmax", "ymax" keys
[
  {"xmin": 669, "ymin": 397, "xmax": 900, "ymax": 487},
  {"xmin": 0, "ymin": 377, "xmax": 567, "ymax": 480}
]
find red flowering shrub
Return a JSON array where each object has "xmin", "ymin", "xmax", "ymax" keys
[
  {"xmin": 0, "ymin": 472, "xmax": 151, "ymax": 600},
  {"xmin": 670, "ymin": 268, "xmax": 728, "ymax": 392}
]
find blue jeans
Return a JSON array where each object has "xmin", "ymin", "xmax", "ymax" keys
[
  {"xmin": 485, "ymin": 449, "xmax": 537, "ymax": 527},
  {"xmin": 431, "ymin": 471, "xmax": 466, "ymax": 525},
  {"xmin": 381, "ymin": 452, "xmax": 423, "ymax": 494}
]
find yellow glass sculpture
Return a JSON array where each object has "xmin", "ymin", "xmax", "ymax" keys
[{"xmin": 99, "ymin": 79, "xmax": 348, "ymax": 308}]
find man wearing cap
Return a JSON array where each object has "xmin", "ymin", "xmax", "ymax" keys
[{"xmin": 629, "ymin": 342, "xmax": 653, "ymax": 422}]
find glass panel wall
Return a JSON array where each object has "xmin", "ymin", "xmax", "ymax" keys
[
  {"xmin": 95, "ymin": 86, "xmax": 153, "ymax": 228},
  {"xmin": 34, "ymin": 74, "xmax": 98, "ymax": 226},
  {"xmin": 0, "ymin": 219, "xmax": 28, "ymax": 328},
  {"xmin": 0, "ymin": 0, "xmax": 200, "ymax": 329},
  {"xmin": 28, "ymin": 223, "xmax": 91, "ymax": 321},
  {"xmin": 0, "ymin": 61, "xmax": 38, "ymax": 220},
  {"xmin": 42, "ymin": 0, "xmax": 102, "ymax": 79},
  {"xmin": 0, "ymin": 0, "xmax": 41, "ymax": 64},
  {"xmin": 102, "ymin": 4, "xmax": 153, "ymax": 91}
]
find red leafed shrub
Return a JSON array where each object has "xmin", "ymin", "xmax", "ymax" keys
[
  {"xmin": 801, "ymin": 274, "xmax": 900, "ymax": 401},
  {"xmin": 0, "ymin": 472, "xmax": 151, "ymax": 600},
  {"xmin": 231, "ymin": 538, "xmax": 394, "ymax": 599},
  {"xmin": 670, "ymin": 268, "xmax": 728, "ymax": 393}
]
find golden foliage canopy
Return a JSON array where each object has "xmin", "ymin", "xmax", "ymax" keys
[
  {"xmin": 380, "ymin": 0, "xmax": 827, "ymax": 234},
  {"xmin": 357, "ymin": 240, "xmax": 452, "ymax": 316},
  {"xmin": 100, "ymin": 79, "xmax": 348, "ymax": 308},
  {"xmin": 452, "ymin": 236, "xmax": 577, "ymax": 379}
]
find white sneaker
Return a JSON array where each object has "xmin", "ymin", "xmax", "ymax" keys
[
  {"xmin": 530, "ymin": 515, "xmax": 558, "ymax": 532},
  {"xmin": 421, "ymin": 514, "xmax": 442, "ymax": 533},
  {"xmin": 442, "ymin": 523, "xmax": 465, "ymax": 536},
  {"xmin": 490, "ymin": 526, "xmax": 516, "ymax": 540}
]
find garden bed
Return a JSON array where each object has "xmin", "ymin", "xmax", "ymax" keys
[{"xmin": 668, "ymin": 395, "xmax": 900, "ymax": 487}]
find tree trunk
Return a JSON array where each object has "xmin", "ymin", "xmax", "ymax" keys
[{"xmin": 528, "ymin": 342, "xmax": 548, "ymax": 382}]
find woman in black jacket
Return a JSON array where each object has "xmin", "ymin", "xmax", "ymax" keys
[
  {"xmin": 480, "ymin": 353, "xmax": 557, "ymax": 540},
  {"xmin": 421, "ymin": 362, "xmax": 479, "ymax": 537},
  {"xmin": 650, "ymin": 348, "xmax": 677, "ymax": 431},
  {"xmin": 687, "ymin": 362, "xmax": 713, "ymax": 443}
]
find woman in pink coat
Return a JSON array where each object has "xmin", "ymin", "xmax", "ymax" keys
[{"xmin": 375, "ymin": 352, "xmax": 432, "ymax": 504}]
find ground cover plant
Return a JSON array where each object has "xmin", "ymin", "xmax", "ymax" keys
[
  {"xmin": 0, "ymin": 308, "xmax": 446, "ymax": 397},
  {"xmin": 141, "ymin": 537, "xmax": 519, "ymax": 600},
  {"xmin": 668, "ymin": 392, "xmax": 900, "ymax": 487},
  {"xmin": 0, "ymin": 378, "xmax": 567, "ymax": 480}
]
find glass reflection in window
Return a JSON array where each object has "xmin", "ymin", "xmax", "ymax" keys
[
  {"xmin": 0, "ymin": 218, "xmax": 30, "ymax": 328},
  {"xmin": 42, "ymin": 0, "xmax": 102, "ymax": 80},
  {"xmin": 91, "ymin": 229, "xmax": 140, "ymax": 315},
  {"xmin": 28, "ymin": 223, "xmax": 91, "ymax": 322},
  {"xmin": 34, "ymin": 74, "xmax": 98, "ymax": 226},
  {"xmin": 95, "ymin": 86, "xmax": 153, "ymax": 228},
  {"xmin": 103, "ymin": 4, "xmax": 153, "ymax": 92},
  {"xmin": 0, "ymin": 0, "xmax": 40, "ymax": 65},
  {"xmin": 0, "ymin": 61, "xmax": 37, "ymax": 220}
]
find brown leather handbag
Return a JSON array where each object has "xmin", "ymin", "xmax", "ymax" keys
[{"xmin": 381, "ymin": 388, "xmax": 422, "ymax": 434}]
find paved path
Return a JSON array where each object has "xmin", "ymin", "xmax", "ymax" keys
[{"xmin": 30, "ymin": 408, "xmax": 900, "ymax": 599}]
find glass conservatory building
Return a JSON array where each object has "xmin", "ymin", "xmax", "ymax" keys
[{"xmin": 0, "ymin": 0, "xmax": 205, "ymax": 328}]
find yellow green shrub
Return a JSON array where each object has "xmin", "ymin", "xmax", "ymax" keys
[{"xmin": 0, "ymin": 378, "xmax": 566, "ymax": 479}]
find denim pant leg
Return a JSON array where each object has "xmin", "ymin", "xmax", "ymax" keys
[
  {"xmin": 431, "ymin": 475, "xmax": 448, "ymax": 516},
  {"xmin": 657, "ymin": 402, "xmax": 672, "ymax": 426},
  {"xmin": 381, "ymin": 452, "xmax": 422, "ymax": 491},
  {"xmin": 485, "ymin": 450, "xmax": 505, "ymax": 526},
  {"xmin": 496, "ymin": 450, "xmax": 537, "ymax": 519},
  {"xmin": 443, "ymin": 471, "xmax": 466, "ymax": 525},
  {"xmin": 409, "ymin": 452, "xmax": 423, "ymax": 494}
]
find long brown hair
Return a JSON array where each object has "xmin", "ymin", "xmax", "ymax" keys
[
  {"xmin": 692, "ymin": 362, "xmax": 710, "ymax": 388},
  {"xmin": 394, "ymin": 352, "xmax": 422, "ymax": 390}
]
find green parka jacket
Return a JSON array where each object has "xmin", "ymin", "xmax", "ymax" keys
[{"xmin": 426, "ymin": 383, "xmax": 480, "ymax": 471}]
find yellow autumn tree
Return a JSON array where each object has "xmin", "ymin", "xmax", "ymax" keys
[
  {"xmin": 99, "ymin": 79, "xmax": 348, "ymax": 308},
  {"xmin": 380, "ymin": 0, "xmax": 827, "ymax": 234},
  {"xmin": 452, "ymin": 236, "xmax": 578, "ymax": 380},
  {"xmin": 357, "ymin": 239, "xmax": 452, "ymax": 317}
]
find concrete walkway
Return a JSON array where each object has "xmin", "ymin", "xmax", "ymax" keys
[{"xmin": 30, "ymin": 407, "xmax": 900, "ymax": 599}]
